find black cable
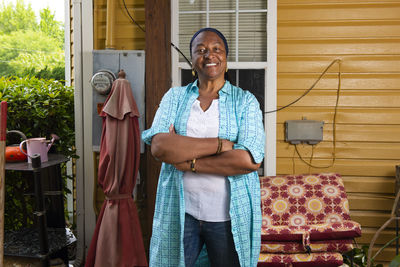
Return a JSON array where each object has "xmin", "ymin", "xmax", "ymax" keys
[
  {"xmin": 121, "ymin": 0, "xmax": 192, "ymax": 69},
  {"xmin": 122, "ymin": 0, "xmax": 146, "ymax": 33},
  {"xmin": 171, "ymin": 42, "xmax": 192, "ymax": 68},
  {"xmin": 265, "ymin": 59, "xmax": 341, "ymax": 114}
]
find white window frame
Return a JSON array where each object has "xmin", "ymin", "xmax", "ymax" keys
[{"xmin": 171, "ymin": 0, "xmax": 277, "ymax": 176}]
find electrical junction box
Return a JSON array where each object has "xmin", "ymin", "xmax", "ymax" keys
[{"xmin": 285, "ymin": 119, "xmax": 324, "ymax": 145}]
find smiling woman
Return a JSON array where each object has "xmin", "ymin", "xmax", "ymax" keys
[{"xmin": 142, "ymin": 27, "xmax": 265, "ymax": 267}]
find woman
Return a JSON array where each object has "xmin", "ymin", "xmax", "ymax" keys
[{"xmin": 142, "ymin": 28, "xmax": 265, "ymax": 267}]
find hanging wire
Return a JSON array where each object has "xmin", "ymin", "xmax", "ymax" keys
[
  {"xmin": 292, "ymin": 144, "xmax": 296, "ymax": 174},
  {"xmin": 121, "ymin": 0, "xmax": 192, "ymax": 68},
  {"xmin": 307, "ymin": 145, "xmax": 315, "ymax": 174},
  {"xmin": 171, "ymin": 42, "xmax": 192, "ymax": 68},
  {"xmin": 265, "ymin": 59, "xmax": 342, "ymax": 114},
  {"xmin": 121, "ymin": 0, "xmax": 146, "ymax": 33},
  {"xmin": 293, "ymin": 59, "xmax": 342, "ymax": 169}
]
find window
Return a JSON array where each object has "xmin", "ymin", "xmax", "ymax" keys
[
  {"xmin": 171, "ymin": 0, "xmax": 277, "ymax": 175},
  {"xmin": 178, "ymin": 0, "xmax": 267, "ymax": 62}
]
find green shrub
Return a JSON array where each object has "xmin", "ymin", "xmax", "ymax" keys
[{"xmin": 0, "ymin": 76, "xmax": 75, "ymax": 230}]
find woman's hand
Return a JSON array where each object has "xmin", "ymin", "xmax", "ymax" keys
[
  {"xmin": 220, "ymin": 139, "xmax": 234, "ymax": 153},
  {"xmin": 173, "ymin": 160, "xmax": 191, "ymax": 172},
  {"xmin": 169, "ymin": 124, "xmax": 176, "ymax": 134},
  {"xmin": 151, "ymin": 124, "xmax": 237, "ymax": 164}
]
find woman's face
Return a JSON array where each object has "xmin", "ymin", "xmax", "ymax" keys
[{"xmin": 191, "ymin": 31, "xmax": 227, "ymax": 82}]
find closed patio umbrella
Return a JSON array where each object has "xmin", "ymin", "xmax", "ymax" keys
[{"xmin": 85, "ymin": 71, "xmax": 147, "ymax": 267}]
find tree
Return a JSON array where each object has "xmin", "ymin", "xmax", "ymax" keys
[
  {"xmin": 39, "ymin": 8, "xmax": 64, "ymax": 45},
  {"xmin": 0, "ymin": 1, "xmax": 64, "ymax": 80},
  {"xmin": 0, "ymin": 0, "xmax": 37, "ymax": 34},
  {"xmin": 0, "ymin": 30, "xmax": 64, "ymax": 77}
]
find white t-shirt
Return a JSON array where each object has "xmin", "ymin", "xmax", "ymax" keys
[{"xmin": 183, "ymin": 99, "xmax": 230, "ymax": 222}]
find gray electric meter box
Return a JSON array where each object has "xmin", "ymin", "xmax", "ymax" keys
[
  {"xmin": 92, "ymin": 50, "xmax": 145, "ymax": 152},
  {"xmin": 285, "ymin": 119, "xmax": 324, "ymax": 145}
]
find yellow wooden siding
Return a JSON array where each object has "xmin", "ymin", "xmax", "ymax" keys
[
  {"xmin": 277, "ymin": 0, "xmax": 400, "ymax": 263},
  {"xmin": 94, "ymin": 0, "xmax": 145, "ymax": 50}
]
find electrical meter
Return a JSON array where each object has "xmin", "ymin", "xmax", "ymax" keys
[{"xmin": 90, "ymin": 70, "xmax": 116, "ymax": 95}]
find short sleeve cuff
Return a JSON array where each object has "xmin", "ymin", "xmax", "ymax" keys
[
  {"xmin": 233, "ymin": 143, "xmax": 264, "ymax": 164},
  {"xmin": 141, "ymin": 128, "xmax": 169, "ymax": 145}
]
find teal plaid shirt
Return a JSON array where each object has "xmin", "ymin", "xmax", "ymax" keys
[{"xmin": 142, "ymin": 80, "xmax": 265, "ymax": 267}]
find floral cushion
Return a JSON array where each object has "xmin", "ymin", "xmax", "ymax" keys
[
  {"xmin": 260, "ymin": 173, "xmax": 361, "ymax": 242},
  {"xmin": 261, "ymin": 221, "xmax": 361, "ymax": 241},
  {"xmin": 261, "ymin": 239, "xmax": 353, "ymax": 253},
  {"xmin": 258, "ymin": 252, "xmax": 343, "ymax": 267}
]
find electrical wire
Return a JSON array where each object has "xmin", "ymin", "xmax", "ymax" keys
[
  {"xmin": 265, "ymin": 59, "xmax": 342, "ymax": 114},
  {"xmin": 308, "ymin": 145, "xmax": 315, "ymax": 174},
  {"xmin": 292, "ymin": 144, "xmax": 296, "ymax": 174},
  {"xmin": 293, "ymin": 59, "xmax": 342, "ymax": 169},
  {"xmin": 121, "ymin": 0, "xmax": 192, "ymax": 69},
  {"xmin": 121, "ymin": 0, "xmax": 146, "ymax": 33},
  {"xmin": 171, "ymin": 42, "xmax": 192, "ymax": 68}
]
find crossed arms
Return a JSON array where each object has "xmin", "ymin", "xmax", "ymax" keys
[{"xmin": 151, "ymin": 124, "xmax": 261, "ymax": 176}]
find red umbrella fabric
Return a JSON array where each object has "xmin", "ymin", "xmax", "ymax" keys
[{"xmin": 85, "ymin": 74, "xmax": 147, "ymax": 267}]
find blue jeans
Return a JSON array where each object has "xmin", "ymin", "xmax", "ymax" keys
[{"xmin": 184, "ymin": 213, "xmax": 240, "ymax": 267}]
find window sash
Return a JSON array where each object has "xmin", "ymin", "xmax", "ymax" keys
[{"xmin": 178, "ymin": 0, "xmax": 267, "ymax": 63}]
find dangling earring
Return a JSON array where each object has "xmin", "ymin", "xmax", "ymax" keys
[
  {"xmin": 226, "ymin": 67, "xmax": 228, "ymax": 73},
  {"xmin": 192, "ymin": 69, "xmax": 196, "ymax": 77}
]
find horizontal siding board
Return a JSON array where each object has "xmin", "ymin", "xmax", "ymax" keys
[
  {"xmin": 277, "ymin": 90, "xmax": 400, "ymax": 107},
  {"xmin": 343, "ymin": 177, "xmax": 395, "ymax": 194},
  {"xmin": 278, "ymin": 3, "xmax": 400, "ymax": 21},
  {"xmin": 278, "ymin": 20, "xmax": 400, "ymax": 39},
  {"xmin": 276, "ymin": 107, "xmax": 400, "ymax": 124},
  {"xmin": 276, "ymin": 159, "xmax": 398, "ymax": 177},
  {"xmin": 277, "ymin": 73, "xmax": 400, "ymax": 90},
  {"xmin": 348, "ymin": 195, "xmax": 394, "ymax": 211},
  {"xmin": 96, "ymin": 0, "xmax": 144, "ymax": 5},
  {"xmin": 96, "ymin": 24, "xmax": 145, "ymax": 39},
  {"xmin": 277, "ymin": 124, "xmax": 400, "ymax": 143},
  {"xmin": 357, "ymin": 228, "xmax": 398, "ymax": 246},
  {"xmin": 96, "ymin": 8, "xmax": 145, "ymax": 22},
  {"xmin": 277, "ymin": 56, "xmax": 400, "ymax": 73},
  {"xmin": 350, "ymin": 211, "xmax": 393, "ymax": 228},
  {"xmin": 279, "ymin": 0, "xmax": 400, "ymax": 4},
  {"xmin": 278, "ymin": 39, "xmax": 400, "ymax": 56},
  {"xmin": 276, "ymin": 140, "xmax": 400, "ymax": 160},
  {"xmin": 95, "ymin": 38, "xmax": 145, "ymax": 50}
]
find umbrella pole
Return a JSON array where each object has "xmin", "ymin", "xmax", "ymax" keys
[{"xmin": 0, "ymin": 101, "xmax": 7, "ymax": 266}]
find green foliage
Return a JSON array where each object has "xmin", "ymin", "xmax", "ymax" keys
[
  {"xmin": 23, "ymin": 66, "xmax": 65, "ymax": 82},
  {"xmin": 0, "ymin": 1, "xmax": 64, "ymax": 80},
  {"xmin": 343, "ymin": 245, "xmax": 383, "ymax": 267},
  {"xmin": 0, "ymin": 0, "xmax": 37, "ymax": 34},
  {"xmin": 0, "ymin": 76, "xmax": 75, "ymax": 230},
  {"xmin": 39, "ymin": 8, "xmax": 64, "ymax": 43},
  {"xmin": 389, "ymin": 255, "xmax": 400, "ymax": 267}
]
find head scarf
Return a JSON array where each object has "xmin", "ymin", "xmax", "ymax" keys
[{"xmin": 189, "ymin": 27, "xmax": 229, "ymax": 57}]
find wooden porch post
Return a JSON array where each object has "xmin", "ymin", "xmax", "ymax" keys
[{"xmin": 144, "ymin": 0, "xmax": 171, "ymax": 249}]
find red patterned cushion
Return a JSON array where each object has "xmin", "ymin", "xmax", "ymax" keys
[
  {"xmin": 258, "ymin": 252, "xmax": 343, "ymax": 267},
  {"xmin": 261, "ymin": 220, "xmax": 361, "ymax": 241},
  {"xmin": 260, "ymin": 173, "xmax": 361, "ymax": 241},
  {"xmin": 261, "ymin": 239, "xmax": 354, "ymax": 253}
]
